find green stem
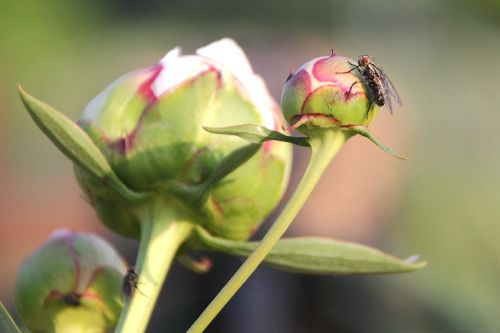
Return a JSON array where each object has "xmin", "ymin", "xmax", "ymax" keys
[
  {"xmin": 115, "ymin": 202, "xmax": 193, "ymax": 333},
  {"xmin": 187, "ymin": 129, "xmax": 349, "ymax": 333}
]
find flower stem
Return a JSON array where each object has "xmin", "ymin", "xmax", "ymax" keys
[
  {"xmin": 115, "ymin": 202, "xmax": 193, "ymax": 333},
  {"xmin": 187, "ymin": 129, "xmax": 349, "ymax": 333}
]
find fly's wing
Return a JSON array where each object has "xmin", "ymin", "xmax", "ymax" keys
[
  {"xmin": 372, "ymin": 62, "xmax": 403, "ymax": 114},
  {"xmin": 385, "ymin": 86, "xmax": 394, "ymax": 115},
  {"xmin": 383, "ymin": 73, "xmax": 403, "ymax": 106}
]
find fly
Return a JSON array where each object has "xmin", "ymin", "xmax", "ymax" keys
[
  {"xmin": 62, "ymin": 292, "xmax": 82, "ymax": 306},
  {"xmin": 122, "ymin": 266, "xmax": 143, "ymax": 299},
  {"xmin": 338, "ymin": 55, "xmax": 403, "ymax": 116}
]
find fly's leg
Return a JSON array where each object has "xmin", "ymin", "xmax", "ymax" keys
[
  {"xmin": 348, "ymin": 81, "xmax": 361, "ymax": 94},
  {"xmin": 336, "ymin": 62, "xmax": 359, "ymax": 74},
  {"xmin": 365, "ymin": 98, "xmax": 375, "ymax": 118}
]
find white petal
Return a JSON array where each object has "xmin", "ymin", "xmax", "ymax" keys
[
  {"xmin": 196, "ymin": 38, "xmax": 254, "ymax": 85},
  {"xmin": 159, "ymin": 46, "xmax": 181, "ymax": 63},
  {"xmin": 243, "ymin": 75, "xmax": 279, "ymax": 129},
  {"xmin": 152, "ymin": 55, "xmax": 210, "ymax": 97},
  {"xmin": 197, "ymin": 38, "xmax": 279, "ymax": 129}
]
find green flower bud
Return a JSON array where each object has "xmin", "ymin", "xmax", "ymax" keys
[
  {"xmin": 281, "ymin": 53, "xmax": 379, "ymax": 132},
  {"xmin": 14, "ymin": 230, "xmax": 127, "ymax": 333},
  {"xmin": 77, "ymin": 38, "xmax": 292, "ymax": 241}
]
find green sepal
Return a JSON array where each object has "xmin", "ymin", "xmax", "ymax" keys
[
  {"xmin": 18, "ymin": 86, "xmax": 150, "ymax": 203},
  {"xmin": 349, "ymin": 125, "xmax": 406, "ymax": 159},
  {"xmin": 193, "ymin": 226, "xmax": 426, "ymax": 274},
  {"xmin": 169, "ymin": 143, "xmax": 262, "ymax": 205},
  {"xmin": 203, "ymin": 124, "xmax": 310, "ymax": 147},
  {"xmin": 194, "ymin": 143, "xmax": 262, "ymax": 203},
  {"xmin": 0, "ymin": 302, "xmax": 21, "ymax": 333}
]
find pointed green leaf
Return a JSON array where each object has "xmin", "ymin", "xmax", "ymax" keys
[
  {"xmin": 18, "ymin": 86, "xmax": 149, "ymax": 203},
  {"xmin": 168, "ymin": 143, "xmax": 262, "ymax": 204},
  {"xmin": 0, "ymin": 301, "xmax": 21, "ymax": 333},
  {"xmin": 203, "ymin": 124, "xmax": 310, "ymax": 147},
  {"xmin": 349, "ymin": 126, "xmax": 406, "ymax": 159},
  {"xmin": 194, "ymin": 143, "xmax": 261, "ymax": 202},
  {"xmin": 193, "ymin": 226, "xmax": 426, "ymax": 274}
]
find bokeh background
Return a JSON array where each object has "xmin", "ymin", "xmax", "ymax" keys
[{"xmin": 1, "ymin": 0, "xmax": 500, "ymax": 332}]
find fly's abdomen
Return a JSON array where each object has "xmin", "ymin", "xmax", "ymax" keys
[{"xmin": 368, "ymin": 77, "xmax": 385, "ymax": 106}]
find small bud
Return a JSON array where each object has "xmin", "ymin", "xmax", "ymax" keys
[
  {"xmin": 14, "ymin": 230, "xmax": 127, "ymax": 333},
  {"xmin": 77, "ymin": 38, "xmax": 292, "ymax": 241},
  {"xmin": 281, "ymin": 54, "xmax": 379, "ymax": 132}
]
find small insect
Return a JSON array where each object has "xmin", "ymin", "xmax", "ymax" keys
[
  {"xmin": 62, "ymin": 292, "xmax": 82, "ymax": 307},
  {"xmin": 122, "ymin": 267, "xmax": 140, "ymax": 298},
  {"xmin": 337, "ymin": 55, "xmax": 403, "ymax": 116}
]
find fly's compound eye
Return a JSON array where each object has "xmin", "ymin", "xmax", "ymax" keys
[{"xmin": 359, "ymin": 55, "xmax": 370, "ymax": 66}]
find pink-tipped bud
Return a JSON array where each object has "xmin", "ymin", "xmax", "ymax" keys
[
  {"xmin": 14, "ymin": 230, "xmax": 127, "ymax": 333},
  {"xmin": 281, "ymin": 54, "xmax": 379, "ymax": 132}
]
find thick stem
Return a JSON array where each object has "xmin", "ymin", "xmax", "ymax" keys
[
  {"xmin": 115, "ymin": 202, "xmax": 193, "ymax": 333},
  {"xmin": 187, "ymin": 129, "xmax": 349, "ymax": 333}
]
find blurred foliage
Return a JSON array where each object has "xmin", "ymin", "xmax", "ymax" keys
[
  {"xmin": 451, "ymin": 0, "xmax": 500, "ymax": 24},
  {"xmin": 1, "ymin": 0, "xmax": 500, "ymax": 332},
  {"xmin": 101, "ymin": 0, "xmax": 343, "ymax": 31}
]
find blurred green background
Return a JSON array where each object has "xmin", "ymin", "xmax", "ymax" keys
[{"xmin": 1, "ymin": 0, "xmax": 500, "ymax": 332}]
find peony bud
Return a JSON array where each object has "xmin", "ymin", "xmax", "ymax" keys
[
  {"xmin": 281, "ymin": 53, "xmax": 379, "ymax": 132},
  {"xmin": 14, "ymin": 230, "xmax": 127, "ymax": 333},
  {"xmin": 77, "ymin": 38, "xmax": 292, "ymax": 241}
]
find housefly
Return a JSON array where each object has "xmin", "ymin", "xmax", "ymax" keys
[
  {"xmin": 122, "ymin": 267, "xmax": 140, "ymax": 299},
  {"xmin": 338, "ymin": 55, "xmax": 403, "ymax": 116}
]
